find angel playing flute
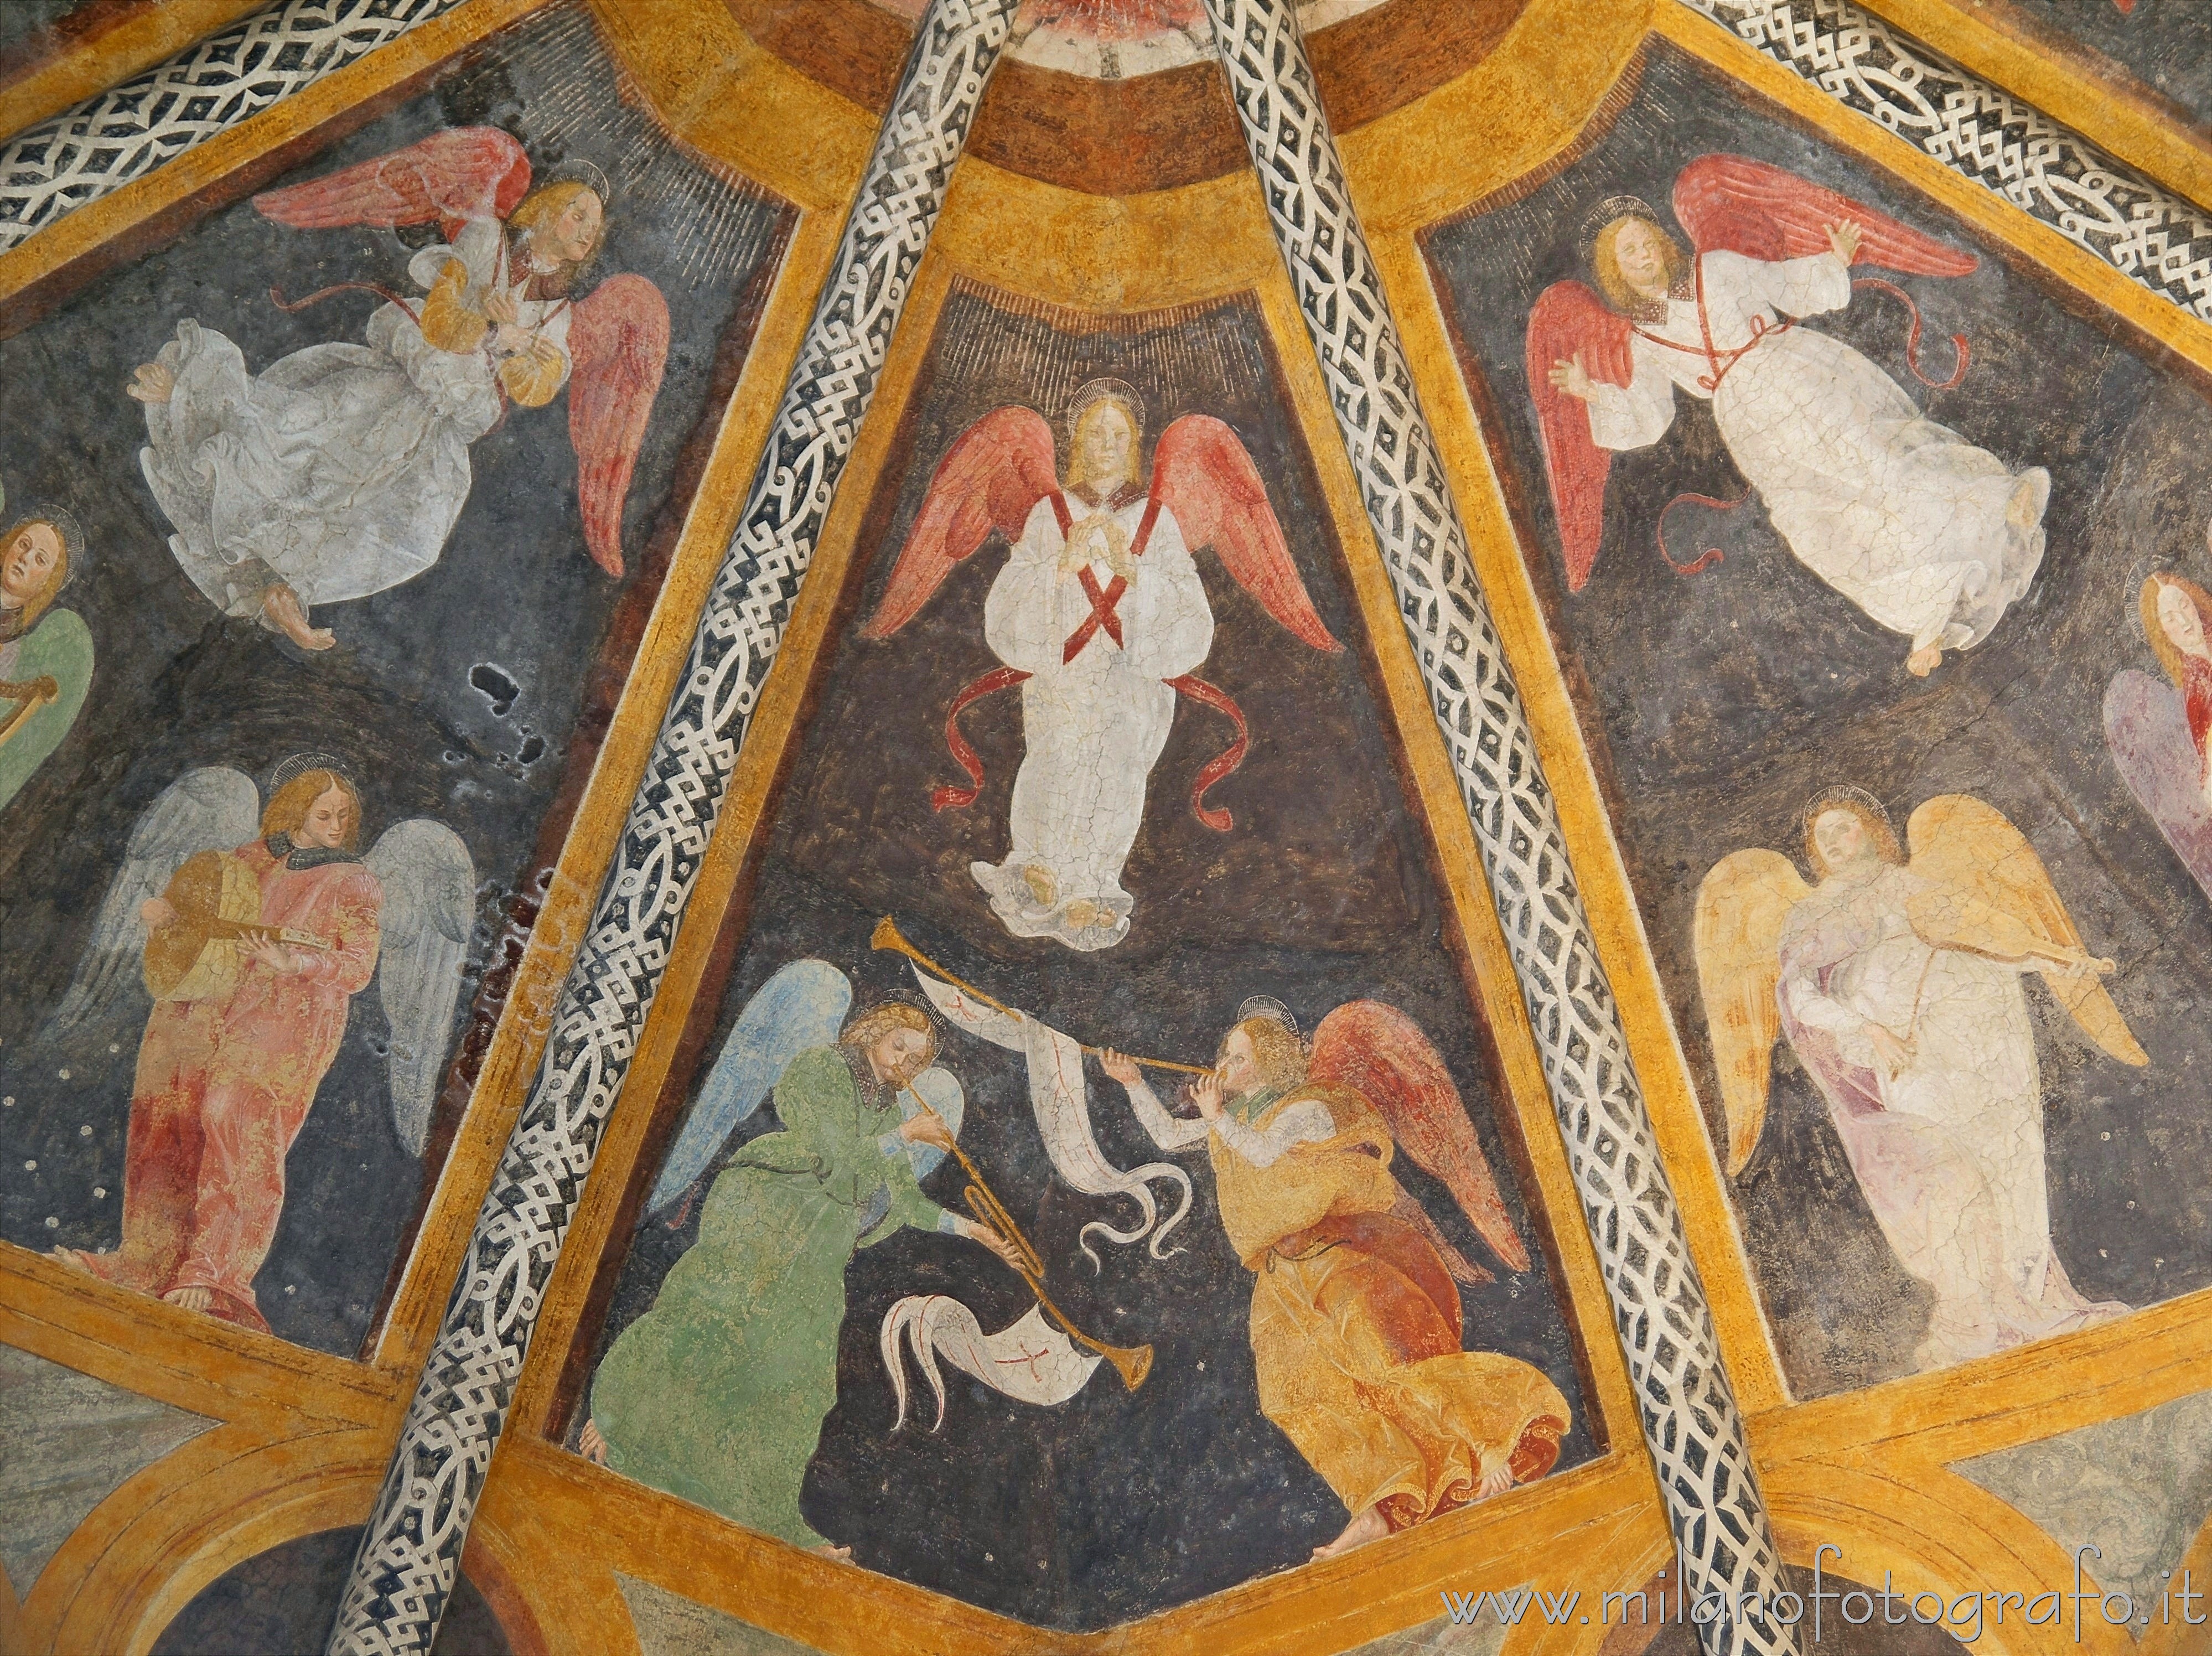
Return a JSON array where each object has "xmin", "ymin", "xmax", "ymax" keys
[{"xmin": 127, "ymin": 128, "xmax": 668, "ymax": 650}]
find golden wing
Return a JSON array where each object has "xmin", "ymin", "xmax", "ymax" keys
[
  {"xmin": 1906, "ymin": 795, "xmax": 2147, "ymax": 1067},
  {"xmin": 1693, "ymin": 849, "xmax": 1809, "ymax": 1176}
]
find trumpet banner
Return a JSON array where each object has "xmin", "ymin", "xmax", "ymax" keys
[
  {"xmin": 880, "ymin": 1297, "xmax": 1102, "ymax": 1426},
  {"xmin": 910, "ymin": 966, "xmax": 1191, "ymax": 1261}
]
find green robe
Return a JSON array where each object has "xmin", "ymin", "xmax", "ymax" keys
[
  {"xmin": 590, "ymin": 1045, "xmax": 946, "ymax": 1548},
  {"xmin": 0, "ymin": 609, "xmax": 92, "ymax": 817}
]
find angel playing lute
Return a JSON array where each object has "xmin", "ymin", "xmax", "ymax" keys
[
  {"xmin": 1695, "ymin": 788, "xmax": 2141, "ymax": 1373},
  {"xmin": 1529, "ymin": 155, "xmax": 2049, "ymax": 677},
  {"xmin": 45, "ymin": 757, "xmax": 473, "ymax": 1333},
  {"xmin": 127, "ymin": 128, "xmax": 669, "ymax": 650},
  {"xmin": 1102, "ymin": 997, "xmax": 1568, "ymax": 1559},
  {"xmin": 862, "ymin": 379, "xmax": 1341, "ymax": 951}
]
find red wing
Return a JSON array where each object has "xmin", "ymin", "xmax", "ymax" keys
[
  {"xmin": 1673, "ymin": 153, "xmax": 1976, "ymax": 277},
  {"xmin": 1308, "ymin": 1001, "xmax": 1529, "ymax": 1274},
  {"xmin": 566, "ymin": 275, "xmax": 670, "ymax": 577},
  {"xmin": 1151, "ymin": 416, "xmax": 1337, "ymax": 652},
  {"xmin": 1526, "ymin": 281, "xmax": 1631, "ymax": 591},
  {"xmin": 254, "ymin": 128, "xmax": 532, "ymax": 242},
  {"xmin": 862, "ymin": 406, "xmax": 1059, "ymax": 639}
]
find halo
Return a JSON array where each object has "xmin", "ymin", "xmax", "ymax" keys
[
  {"xmin": 1235, "ymin": 995, "xmax": 1299, "ymax": 1039},
  {"xmin": 2, "ymin": 503, "xmax": 86, "ymax": 592},
  {"xmin": 1580, "ymin": 193, "xmax": 1660, "ymax": 253},
  {"xmin": 542, "ymin": 157, "xmax": 613, "ymax": 207},
  {"xmin": 268, "ymin": 751, "xmax": 358, "ymax": 795},
  {"xmin": 1065, "ymin": 377, "xmax": 1145, "ymax": 443}
]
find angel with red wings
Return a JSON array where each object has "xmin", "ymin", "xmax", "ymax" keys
[
  {"xmin": 126, "ymin": 127, "xmax": 667, "ymax": 650},
  {"xmin": 1529, "ymin": 156, "xmax": 2049, "ymax": 677},
  {"xmin": 1100, "ymin": 999, "xmax": 1568, "ymax": 1559},
  {"xmin": 863, "ymin": 379, "xmax": 1339, "ymax": 951}
]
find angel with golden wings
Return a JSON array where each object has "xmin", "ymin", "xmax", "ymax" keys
[
  {"xmin": 1696, "ymin": 788, "xmax": 2142, "ymax": 1373},
  {"xmin": 862, "ymin": 380, "xmax": 1340, "ymax": 951}
]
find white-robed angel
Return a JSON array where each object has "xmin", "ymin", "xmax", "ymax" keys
[
  {"xmin": 1531, "ymin": 155, "xmax": 2049, "ymax": 677},
  {"xmin": 1695, "ymin": 788, "xmax": 2142, "ymax": 1373},
  {"xmin": 43, "ymin": 757, "xmax": 473, "ymax": 1332},
  {"xmin": 127, "ymin": 127, "xmax": 669, "ymax": 650},
  {"xmin": 860, "ymin": 379, "xmax": 1341, "ymax": 951}
]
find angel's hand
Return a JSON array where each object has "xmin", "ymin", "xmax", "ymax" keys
[
  {"xmin": 1826, "ymin": 219, "xmax": 1863, "ymax": 263},
  {"xmin": 960, "ymin": 1218, "xmax": 1027, "ymax": 1272},
  {"xmin": 2045, "ymin": 946, "xmax": 2115, "ymax": 980},
  {"xmin": 483, "ymin": 291, "xmax": 520, "ymax": 325},
  {"xmin": 899, "ymin": 1107, "xmax": 955, "ymax": 1153},
  {"xmin": 491, "ymin": 323, "xmax": 533, "ymax": 358},
  {"xmin": 1546, "ymin": 353, "xmax": 1595, "ymax": 402},
  {"xmin": 245, "ymin": 936, "xmax": 299, "ymax": 975},
  {"xmin": 1866, "ymin": 1024, "xmax": 1914, "ymax": 1081},
  {"xmin": 127, "ymin": 361, "xmax": 175, "ymax": 405},
  {"xmin": 139, "ymin": 897, "xmax": 177, "ymax": 930},
  {"xmin": 1098, "ymin": 1047, "xmax": 1143, "ymax": 1088},
  {"xmin": 1191, "ymin": 1072, "xmax": 1226, "ymax": 1122}
]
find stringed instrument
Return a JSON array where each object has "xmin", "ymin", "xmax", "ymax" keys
[
  {"xmin": 142, "ymin": 850, "xmax": 331, "ymax": 1001},
  {"xmin": 0, "ymin": 674, "xmax": 57, "ymax": 751}
]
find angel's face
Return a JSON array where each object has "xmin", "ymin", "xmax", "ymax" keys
[
  {"xmin": 1217, "ymin": 1028, "xmax": 1258, "ymax": 1100},
  {"xmin": 1612, "ymin": 219, "xmax": 1672, "ymax": 302},
  {"xmin": 1812, "ymin": 808, "xmax": 1871, "ymax": 876},
  {"xmin": 2, "ymin": 522, "xmax": 61, "ymax": 605},
  {"xmin": 545, "ymin": 190, "xmax": 603, "ymax": 265},
  {"xmin": 869, "ymin": 1026, "xmax": 930, "ymax": 1089},
  {"xmin": 294, "ymin": 784, "xmax": 355, "ymax": 851},
  {"xmin": 2159, "ymin": 582, "xmax": 2208, "ymax": 659},
  {"xmin": 1076, "ymin": 405, "xmax": 1135, "ymax": 486}
]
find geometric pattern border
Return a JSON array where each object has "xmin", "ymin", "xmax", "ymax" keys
[
  {"xmin": 1204, "ymin": 3, "xmax": 1800, "ymax": 1652},
  {"xmin": 325, "ymin": 0, "xmax": 1020, "ymax": 1648},
  {"xmin": 1678, "ymin": 0, "xmax": 2212, "ymax": 321}
]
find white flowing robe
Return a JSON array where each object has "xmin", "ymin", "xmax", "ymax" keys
[
  {"xmin": 1584, "ymin": 249, "xmax": 2047, "ymax": 654},
  {"xmin": 973, "ymin": 490, "xmax": 1213, "ymax": 950},
  {"xmin": 1776, "ymin": 865, "xmax": 2125, "ymax": 1370},
  {"xmin": 140, "ymin": 219, "xmax": 574, "ymax": 618}
]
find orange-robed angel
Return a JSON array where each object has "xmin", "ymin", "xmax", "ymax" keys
[
  {"xmin": 127, "ymin": 128, "xmax": 668, "ymax": 651},
  {"xmin": 1529, "ymin": 156, "xmax": 2048, "ymax": 677},
  {"xmin": 1101, "ymin": 999, "xmax": 1568, "ymax": 1559},
  {"xmin": 863, "ymin": 379, "xmax": 1339, "ymax": 951}
]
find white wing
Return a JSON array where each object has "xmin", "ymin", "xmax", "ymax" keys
[
  {"xmin": 366, "ymin": 820, "xmax": 475, "ymax": 1157},
  {"xmin": 43, "ymin": 768, "xmax": 259, "ymax": 1041}
]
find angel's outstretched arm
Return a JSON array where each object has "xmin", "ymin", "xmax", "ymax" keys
[{"xmin": 1100, "ymin": 1050, "xmax": 1209, "ymax": 1152}]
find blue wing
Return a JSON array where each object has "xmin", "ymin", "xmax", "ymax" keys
[
  {"xmin": 647, "ymin": 959, "xmax": 852, "ymax": 1215},
  {"xmin": 899, "ymin": 1065, "xmax": 966, "ymax": 1183}
]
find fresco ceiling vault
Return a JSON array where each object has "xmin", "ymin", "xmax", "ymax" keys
[{"xmin": 1, "ymin": 1, "xmax": 2210, "ymax": 1654}]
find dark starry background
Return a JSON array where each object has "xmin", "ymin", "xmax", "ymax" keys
[
  {"xmin": 2010, "ymin": 0, "xmax": 2212, "ymax": 126},
  {"xmin": 563, "ymin": 285, "xmax": 1602, "ymax": 1631},
  {"xmin": 1427, "ymin": 42, "xmax": 2212, "ymax": 1398},
  {"xmin": 0, "ymin": 3, "xmax": 791, "ymax": 1358}
]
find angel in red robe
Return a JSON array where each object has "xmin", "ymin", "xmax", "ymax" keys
[
  {"xmin": 125, "ymin": 128, "xmax": 668, "ymax": 650},
  {"xmin": 1102, "ymin": 1000, "xmax": 1568, "ymax": 1557},
  {"xmin": 1529, "ymin": 156, "xmax": 2049, "ymax": 677},
  {"xmin": 863, "ymin": 380, "xmax": 1339, "ymax": 951}
]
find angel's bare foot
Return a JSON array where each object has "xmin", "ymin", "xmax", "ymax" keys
[
  {"xmin": 261, "ymin": 583, "xmax": 334, "ymax": 651},
  {"xmin": 812, "ymin": 1543, "xmax": 853, "ymax": 1561},
  {"xmin": 128, "ymin": 361, "xmax": 175, "ymax": 405},
  {"xmin": 1312, "ymin": 1505, "xmax": 1389, "ymax": 1560},
  {"xmin": 578, "ymin": 1419, "xmax": 609, "ymax": 1464},
  {"xmin": 1474, "ymin": 1464, "xmax": 1515, "ymax": 1502},
  {"xmin": 1020, "ymin": 864, "xmax": 1057, "ymax": 908},
  {"xmin": 1905, "ymin": 641, "xmax": 1942, "ymax": 677},
  {"xmin": 48, "ymin": 1245, "xmax": 94, "ymax": 1275},
  {"xmin": 162, "ymin": 1285, "xmax": 213, "ymax": 1313},
  {"xmin": 1064, "ymin": 898, "xmax": 1101, "ymax": 931}
]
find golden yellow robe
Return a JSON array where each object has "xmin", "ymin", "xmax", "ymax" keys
[{"xmin": 1210, "ymin": 1085, "xmax": 1569, "ymax": 1529}]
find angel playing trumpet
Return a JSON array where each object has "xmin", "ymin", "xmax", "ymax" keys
[
  {"xmin": 128, "ymin": 128, "xmax": 668, "ymax": 651},
  {"xmin": 1529, "ymin": 156, "xmax": 2049, "ymax": 677},
  {"xmin": 1695, "ymin": 788, "xmax": 2141, "ymax": 1372},
  {"xmin": 861, "ymin": 379, "xmax": 1340, "ymax": 951}
]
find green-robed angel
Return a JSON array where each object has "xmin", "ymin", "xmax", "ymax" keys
[
  {"xmin": 582, "ymin": 969, "xmax": 1020, "ymax": 1557},
  {"xmin": 0, "ymin": 500, "xmax": 93, "ymax": 816}
]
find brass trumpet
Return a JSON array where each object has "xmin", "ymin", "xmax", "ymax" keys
[{"xmin": 872, "ymin": 916, "xmax": 1157, "ymax": 1391}]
